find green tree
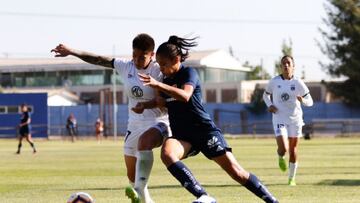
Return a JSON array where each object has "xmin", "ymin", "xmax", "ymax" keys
[
  {"xmin": 243, "ymin": 61, "xmax": 271, "ymax": 80},
  {"xmin": 319, "ymin": 0, "xmax": 360, "ymax": 106},
  {"xmin": 274, "ymin": 39, "xmax": 293, "ymax": 75}
]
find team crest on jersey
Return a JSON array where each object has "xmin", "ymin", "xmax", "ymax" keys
[
  {"xmin": 290, "ymin": 84, "xmax": 295, "ymax": 91},
  {"xmin": 281, "ymin": 93, "xmax": 290, "ymax": 101},
  {"xmin": 131, "ymin": 86, "xmax": 143, "ymax": 97}
]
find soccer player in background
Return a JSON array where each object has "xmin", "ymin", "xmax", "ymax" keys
[
  {"xmin": 51, "ymin": 33, "xmax": 171, "ymax": 203},
  {"xmin": 94, "ymin": 118, "xmax": 104, "ymax": 143},
  {"xmin": 263, "ymin": 55, "xmax": 313, "ymax": 186},
  {"xmin": 136, "ymin": 35, "xmax": 278, "ymax": 203},
  {"xmin": 16, "ymin": 103, "xmax": 37, "ymax": 154},
  {"xmin": 66, "ymin": 113, "xmax": 78, "ymax": 142}
]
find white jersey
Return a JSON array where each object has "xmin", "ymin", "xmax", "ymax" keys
[
  {"xmin": 113, "ymin": 58, "xmax": 168, "ymax": 123},
  {"xmin": 264, "ymin": 75, "xmax": 310, "ymax": 125}
]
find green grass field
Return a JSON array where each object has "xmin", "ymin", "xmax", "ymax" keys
[{"xmin": 1, "ymin": 137, "xmax": 359, "ymax": 203}]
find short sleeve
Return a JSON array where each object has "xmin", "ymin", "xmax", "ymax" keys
[
  {"xmin": 182, "ymin": 68, "xmax": 198, "ymax": 88},
  {"xmin": 113, "ymin": 58, "xmax": 132, "ymax": 79},
  {"xmin": 265, "ymin": 78, "xmax": 274, "ymax": 94},
  {"xmin": 298, "ymin": 80, "xmax": 310, "ymax": 97}
]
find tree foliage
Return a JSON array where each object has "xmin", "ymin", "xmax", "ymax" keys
[
  {"xmin": 320, "ymin": 0, "xmax": 360, "ymax": 106},
  {"xmin": 274, "ymin": 39, "xmax": 293, "ymax": 75},
  {"xmin": 243, "ymin": 61, "xmax": 271, "ymax": 80}
]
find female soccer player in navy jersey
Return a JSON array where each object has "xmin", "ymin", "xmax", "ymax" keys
[
  {"xmin": 263, "ymin": 55, "xmax": 313, "ymax": 186},
  {"xmin": 136, "ymin": 35, "xmax": 278, "ymax": 203},
  {"xmin": 52, "ymin": 34, "xmax": 171, "ymax": 203},
  {"xmin": 16, "ymin": 103, "xmax": 37, "ymax": 154}
]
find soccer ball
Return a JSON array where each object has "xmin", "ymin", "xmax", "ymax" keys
[{"xmin": 67, "ymin": 192, "xmax": 94, "ymax": 203}]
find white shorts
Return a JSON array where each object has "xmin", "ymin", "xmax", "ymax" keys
[
  {"xmin": 273, "ymin": 123, "xmax": 303, "ymax": 138},
  {"xmin": 123, "ymin": 121, "xmax": 171, "ymax": 157}
]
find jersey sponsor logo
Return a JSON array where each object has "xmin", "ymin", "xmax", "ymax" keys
[
  {"xmin": 131, "ymin": 86, "xmax": 143, "ymax": 97},
  {"xmin": 291, "ymin": 84, "xmax": 295, "ymax": 91},
  {"xmin": 281, "ymin": 93, "xmax": 290, "ymax": 101}
]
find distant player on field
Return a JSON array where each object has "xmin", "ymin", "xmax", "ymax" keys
[
  {"xmin": 263, "ymin": 55, "xmax": 313, "ymax": 186},
  {"xmin": 16, "ymin": 103, "xmax": 37, "ymax": 154},
  {"xmin": 51, "ymin": 34, "xmax": 171, "ymax": 203},
  {"xmin": 136, "ymin": 35, "xmax": 278, "ymax": 203}
]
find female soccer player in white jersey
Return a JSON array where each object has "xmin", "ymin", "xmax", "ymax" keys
[
  {"xmin": 51, "ymin": 34, "xmax": 170, "ymax": 203},
  {"xmin": 263, "ymin": 55, "xmax": 313, "ymax": 186}
]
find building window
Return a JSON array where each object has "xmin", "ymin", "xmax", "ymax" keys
[
  {"xmin": 0, "ymin": 106, "xmax": 6, "ymax": 114},
  {"xmin": 206, "ymin": 89, "xmax": 217, "ymax": 103},
  {"xmin": 0, "ymin": 105, "xmax": 33, "ymax": 114},
  {"xmin": 221, "ymin": 89, "xmax": 238, "ymax": 103}
]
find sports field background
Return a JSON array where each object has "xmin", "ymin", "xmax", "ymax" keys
[{"xmin": 1, "ymin": 137, "xmax": 359, "ymax": 203}]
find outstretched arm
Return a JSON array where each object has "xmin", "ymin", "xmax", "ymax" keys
[{"xmin": 51, "ymin": 44, "xmax": 114, "ymax": 68}]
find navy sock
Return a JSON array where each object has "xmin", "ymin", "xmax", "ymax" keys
[
  {"xmin": 167, "ymin": 161, "xmax": 207, "ymax": 198},
  {"xmin": 244, "ymin": 173, "xmax": 278, "ymax": 203},
  {"xmin": 17, "ymin": 143, "xmax": 22, "ymax": 152}
]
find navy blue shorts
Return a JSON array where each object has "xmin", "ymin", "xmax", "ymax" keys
[
  {"xmin": 171, "ymin": 129, "xmax": 232, "ymax": 159},
  {"xmin": 19, "ymin": 127, "xmax": 30, "ymax": 136}
]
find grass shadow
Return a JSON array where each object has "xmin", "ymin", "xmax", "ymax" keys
[{"xmin": 317, "ymin": 179, "xmax": 360, "ymax": 186}]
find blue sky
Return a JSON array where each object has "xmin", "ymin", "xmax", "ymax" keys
[{"xmin": 1, "ymin": 0, "xmax": 332, "ymax": 80}]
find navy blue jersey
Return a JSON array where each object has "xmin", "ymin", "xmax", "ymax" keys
[
  {"xmin": 20, "ymin": 112, "xmax": 31, "ymax": 134},
  {"xmin": 161, "ymin": 66, "xmax": 219, "ymax": 135}
]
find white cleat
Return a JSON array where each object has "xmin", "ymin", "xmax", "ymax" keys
[{"xmin": 192, "ymin": 195, "xmax": 216, "ymax": 203}]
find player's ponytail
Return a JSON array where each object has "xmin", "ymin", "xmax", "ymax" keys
[{"xmin": 157, "ymin": 35, "xmax": 198, "ymax": 62}]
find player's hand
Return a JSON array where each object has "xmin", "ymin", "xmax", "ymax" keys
[
  {"xmin": 268, "ymin": 105, "xmax": 278, "ymax": 113},
  {"xmin": 131, "ymin": 102, "xmax": 145, "ymax": 114},
  {"xmin": 51, "ymin": 44, "xmax": 72, "ymax": 57},
  {"xmin": 138, "ymin": 73, "xmax": 159, "ymax": 88},
  {"xmin": 297, "ymin": 96, "xmax": 303, "ymax": 103}
]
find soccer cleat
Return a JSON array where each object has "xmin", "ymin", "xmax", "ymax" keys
[
  {"xmin": 288, "ymin": 178, "xmax": 296, "ymax": 186},
  {"xmin": 192, "ymin": 195, "xmax": 217, "ymax": 203},
  {"xmin": 125, "ymin": 186, "xmax": 140, "ymax": 203},
  {"xmin": 278, "ymin": 157, "xmax": 287, "ymax": 172}
]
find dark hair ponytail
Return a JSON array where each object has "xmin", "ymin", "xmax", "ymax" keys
[{"xmin": 156, "ymin": 35, "xmax": 198, "ymax": 62}]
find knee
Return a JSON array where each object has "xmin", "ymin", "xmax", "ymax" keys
[
  {"xmin": 138, "ymin": 137, "xmax": 157, "ymax": 151},
  {"xmin": 137, "ymin": 139, "xmax": 150, "ymax": 151},
  {"xmin": 228, "ymin": 165, "xmax": 249, "ymax": 185},
  {"xmin": 161, "ymin": 148, "xmax": 175, "ymax": 166}
]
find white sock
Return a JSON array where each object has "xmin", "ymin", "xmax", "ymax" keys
[
  {"xmin": 289, "ymin": 162, "xmax": 298, "ymax": 179},
  {"xmin": 135, "ymin": 150, "xmax": 154, "ymax": 203}
]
